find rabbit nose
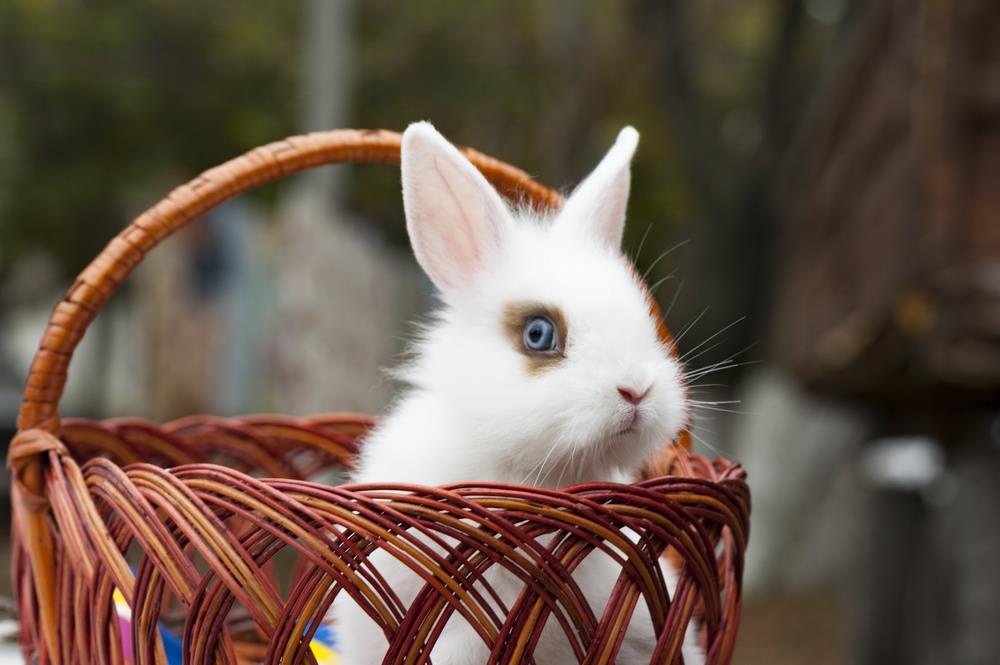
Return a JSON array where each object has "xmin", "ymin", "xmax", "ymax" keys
[{"xmin": 617, "ymin": 385, "xmax": 649, "ymax": 405}]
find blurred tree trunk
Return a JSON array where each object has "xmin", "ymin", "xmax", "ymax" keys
[{"xmin": 631, "ymin": 0, "xmax": 812, "ymax": 364}]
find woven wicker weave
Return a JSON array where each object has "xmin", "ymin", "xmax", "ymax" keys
[{"xmin": 8, "ymin": 129, "xmax": 749, "ymax": 664}]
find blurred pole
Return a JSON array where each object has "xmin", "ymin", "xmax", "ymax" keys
[
  {"xmin": 947, "ymin": 416, "xmax": 1000, "ymax": 665},
  {"xmin": 855, "ymin": 436, "xmax": 941, "ymax": 665},
  {"xmin": 855, "ymin": 419, "xmax": 1000, "ymax": 665},
  {"xmin": 271, "ymin": 0, "xmax": 413, "ymax": 420},
  {"xmin": 854, "ymin": 487, "xmax": 925, "ymax": 665},
  {"xmin": 301, "ymin": 0, "xmax": 355, "ymax": 204}
]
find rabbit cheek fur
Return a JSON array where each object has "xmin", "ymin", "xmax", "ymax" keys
[{"xmin": 334, "ymin": 122, "xmax": 702, "ymax": 665}]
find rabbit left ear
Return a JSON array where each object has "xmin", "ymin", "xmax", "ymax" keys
[
  {"xmin": 401, "ymin": 122, "xmax": 512, "ymax": 293},
  {"xmin": 557, "ymin": 126, "xmax": 638, "ymax": 249}
]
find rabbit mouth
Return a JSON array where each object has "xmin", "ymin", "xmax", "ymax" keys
[{"xmin": 613, "ymin": 408, "xmax": 641, "ymax": 437}]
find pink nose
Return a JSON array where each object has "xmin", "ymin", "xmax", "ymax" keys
[{"xmin": 617, "ymin": 386, "xmax": 647, "ymax": 405}]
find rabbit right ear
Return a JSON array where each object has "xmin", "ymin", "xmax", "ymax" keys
[
  {"xmin": 401, "ymin": 122, "xmax": 512, "ymax": 293},
  {"xmin": 556, "ymin": 126, "xmax": 638, "ymax": 249}
]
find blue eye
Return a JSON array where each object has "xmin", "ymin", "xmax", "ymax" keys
[{"xmin": 523, "ymin": 316, "xmax": 557, "ymax": 352}]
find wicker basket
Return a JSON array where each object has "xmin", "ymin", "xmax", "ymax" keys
[{"xmin": 7, "ymin": 130, "xmax": 749, "ymax": 664}]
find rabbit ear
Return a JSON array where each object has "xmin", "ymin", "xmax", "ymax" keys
[
  {"xmin": 401, "ymin": 122, "xmax": 512, "ymax": 292},
  {"xmin": 557, "ymin": 126, "xmax": 638, "ymax": 248}
]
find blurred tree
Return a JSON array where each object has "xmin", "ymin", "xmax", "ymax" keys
[
  {"xmin": 348, "ymin": 0, "xmax": 859, "ymax": 366},
  {"xmin": 0, "ymin": 0, "xmax": 859, "ymax": 372},
  {"xmin": 632, "ymin": 0, "xmax": 859, "ymax": 362},
  {"xmin": 347, "ymin": 0, "xmax": 707, "ymax": 371},
  {"xmin": 0, "ymin": 0, "xmax": 300, "ymax": 278}
]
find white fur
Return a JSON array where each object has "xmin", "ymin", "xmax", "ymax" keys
[{"xmin": 334, "ymin": 122, "xmax": 702, "ymax": 664}]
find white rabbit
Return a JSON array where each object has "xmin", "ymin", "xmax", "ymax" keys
[{"xmin": 333, "ymin": 122, "xmax": 702, "ymax": 664}]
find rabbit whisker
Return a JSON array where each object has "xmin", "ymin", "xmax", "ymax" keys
[
  {"xmin": 672, "ymin": 306, "xmax": 710, "ymax": 347},
  {"xmin": 647, "ymin": 271, "xmax": 677, "ymax": 295},
  {"xmin": 684, "ymin": 358, "xmax": 759, "ymax": 382},
  {"xmin": 663, "ymin": 279, "xmax": 685, "ymax": 321},
  {"xmin": 689, "ymin": 404, "xmax": 748, "ymax": 415},
  {"xmin": 679, "ymin": 316, "xmax": 747, "ymax": 362},
  {"xmin": 526, "ymin": 441, "xmax": 561, "ymax": 487},
  {"xmin": 641, "ymin": 239, "xmax": 689, "ymax": 282},
  {"xmin": 632, "ymin": 222, "xmax": 654, "ymax": 262},
  {"xmin": 688, "ymin": 429, "xmax": 725, "ymax": 457}
]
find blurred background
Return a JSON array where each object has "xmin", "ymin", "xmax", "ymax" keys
[{"xmin": 1, "ymin": 0, "xmax": 998, "ymax": 663}]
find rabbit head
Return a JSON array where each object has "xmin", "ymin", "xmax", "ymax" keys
[{"xmin": 397, "ymin": 122, "xmax": 687, "ymax": 486}]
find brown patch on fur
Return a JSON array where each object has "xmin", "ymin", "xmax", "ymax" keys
[
  {"xmin": 502, "ymin": 302, "xmax": 568, "ymax": 374},
  {"xmin": 624, "ymin": 260, "xmax": 676, "ymax": 354}
]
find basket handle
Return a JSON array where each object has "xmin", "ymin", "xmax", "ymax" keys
[{"xmin": 17, "ymin": 129, "xmax": 565, "ymax": 432}]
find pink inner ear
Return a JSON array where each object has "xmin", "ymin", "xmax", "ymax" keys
[
  {"xmin": 415, "ymin": 210, "xmax": 482, "ymax": 291},
  {"xmin": 432, "ymin": 158, "xmax": 484, "ymax": 268},
  {"xmin": 404, "ymin": 135, "xmax": 509, "ymax": 292}
]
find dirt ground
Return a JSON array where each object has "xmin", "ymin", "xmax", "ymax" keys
[{"xmin": 734, "ymin": 592, "xmax": 847, "ymax": 665}]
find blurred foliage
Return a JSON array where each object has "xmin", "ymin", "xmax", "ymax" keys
[
  {"xmin": 0, "ymin": 0, "xmax": 852, "ymax": 360},
  {"xmin": 0, "ymin": 0, "xmax": 300, "ymax": 277},
  {"xmin": 348, "ymin": 0, "xmax": 847, "ymax": 356},
  {"xmin": 349, "ymin": 1, "xmax": 696, "ymax": 259}
]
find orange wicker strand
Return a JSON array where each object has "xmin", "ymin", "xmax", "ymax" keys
[{"xmin": 8, "ymin": 130, "xmax": 748, "ymax": 665}]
